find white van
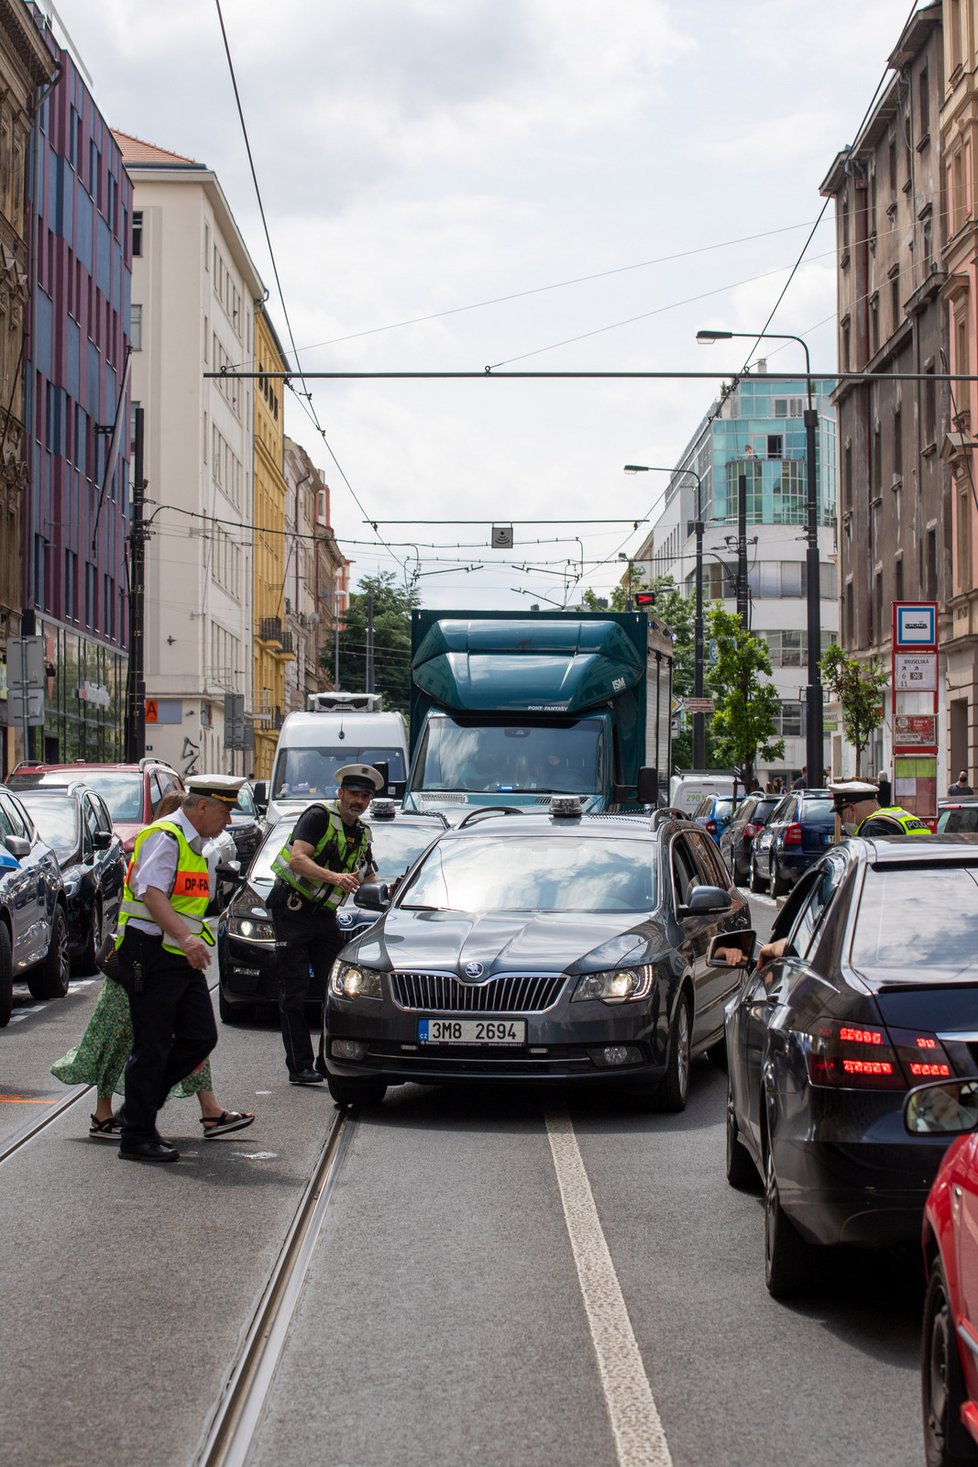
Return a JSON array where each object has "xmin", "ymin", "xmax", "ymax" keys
[
  {"xmin": 259, "ymin": 707, "xmax": 409, "ymax": 828},
  {"xmin": 668, "ymin": 771, "xmax": 736, "ymax": 814}
]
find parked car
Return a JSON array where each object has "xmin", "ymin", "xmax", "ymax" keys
[
  {"xmin": 0, "ymin": 783, "xmax": 70, "ymax": 1026},
  {"xmin": 937, "ymin": 797, "xmax": 978, "ymax": 834},
  {"xmin": 218, "ymin": 804, "xmax": 449, "ymax": 1022},
  {"xmin": 720, "ymin": 794, "xmax": 780, "ymax": 885},
  {"xmin": 322, "ymin": 799, "xmax": 750, "ymax": 1109},
  {"xmin": 906, "ymin": 1077, "xmax": 978, "ymax": 1466},
  {"xmin": 690, "ymin": 794, "xmax": 734, "ymax": 847},
  {"xmin": 8, "ymin": 759, "xmax": 185, "ymax": 854},
  {"xmin": 14, "ymin": 783, "xmax": 125, "ymax": 974},
  {"xmin": 725, "ymin": 833, "xmax": 978, "ymax": 1299},
  {"xmin": 748, "ymin": 789, "xmax": 834, "ymax": 895}
]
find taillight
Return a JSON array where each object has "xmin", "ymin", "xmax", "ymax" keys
[
  {"xmin": 745, "ymin": 822, "xmax": 763, "ymax": 839},
  {"xmin": 706, "ymin": 819, "xmax": 717, "ymax": 834},
  {"xmin": 784, "ymin": 823, "xmax": 802, "ymax": 845},
  {"xmin": 804, "ymin": 1019, "xmax": 955, "ymax": 1090}
]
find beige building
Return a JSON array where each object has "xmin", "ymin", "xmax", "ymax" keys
[{"xmin": 114, "ymin": 131, "xmax": 263, "ymax": 778}]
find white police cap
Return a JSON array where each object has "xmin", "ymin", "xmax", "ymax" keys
[
  {"xmin": 186, "ymin": 774, "xmax": 244, "ymax": 806},
  {"xmin": 335, "ymin": 763, "xmax": 385, "ymax": 792}
]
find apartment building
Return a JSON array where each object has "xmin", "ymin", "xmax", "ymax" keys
[{"xmin": 282, "ymin": 437, "xmax": 350, "ymax": 715}]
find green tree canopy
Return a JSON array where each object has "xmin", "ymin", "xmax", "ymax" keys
[
  {"xmin": 706, "ymin": 604, "xmax": 784, "ymax": 783},
  {"xmin": 326, "ymin": 571, "xmax": 419, "ymax": 715},
  {"xmin": 820, "ymin": 643, "xmax": 888, "ymax": 777}
]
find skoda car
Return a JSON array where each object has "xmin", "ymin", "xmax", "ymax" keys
[
  {"xmin": 725, "ymin": 834, "xmax": 978, "ymax": 1299},
  {"xmin": 323, "ymin": 800, "xmax": 750, "ymax": 1109}
]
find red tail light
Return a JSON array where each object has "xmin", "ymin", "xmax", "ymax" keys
[
  {"xmin": 706, "ymin": 819, "xmax": 717, "ymax": 834},
  {"xmin": 784, "ymin": 823, "xmax": 803, "ymax": 845},
  {"xmin": 744, "ymin": 822, "xmax": 763, "ymax": 839},
  {"xmin": 804, "ymin": 1019, "xmax": 955, "ymax": 1090}
]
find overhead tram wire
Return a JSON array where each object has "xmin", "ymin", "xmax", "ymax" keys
[{"xmin": 212, "ymin": 0, "xmax": 406, "ymax": 577}]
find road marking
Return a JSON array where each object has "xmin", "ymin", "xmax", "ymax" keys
[
  {"xmin": 0, "ymin": 1096, "xmax": 58, "ymax": 1104},
  {"xmin": 546, "ymin": 1111, "xmax": 673, "ymax": 1467}
]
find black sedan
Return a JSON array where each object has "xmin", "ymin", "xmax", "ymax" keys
[
  {"xmin": 725, "ymin": 833, "xmax": 978, "ymax": 1299},
  {"xmin": 217, "ymin": 806, "xmax": 449, "ymax": 1022},
  {"xmin": 16, "ymin": 783, "xmax": 126, "ymax": 974},
  {"xmin": 323, "ymin": 801, "xmax": 750, "ymax": 1109}
]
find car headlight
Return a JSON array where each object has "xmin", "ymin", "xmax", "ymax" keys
[
  {"xmin": 227, "ymin": 911, "xmax": 275, "ymax": 943},
  {"xmin": 330, "ymin": 961, "xmax": 384, "ymax": 1000},
  {"xmin": 572, "ymin": 965, "xmax": 654, "ymax": 1004}
]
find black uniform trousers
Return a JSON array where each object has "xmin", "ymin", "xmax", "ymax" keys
[
  {"xmin": 115, "ymin": 925, "xmax": 219, "ymax": 1144},
  {"xmin": 269, "ymin": 888, "xmax": 347, "ymax": 1076}
]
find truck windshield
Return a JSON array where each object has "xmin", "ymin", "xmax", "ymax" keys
[
  {"xmin": 271, "ymin": 746, "xmax": 406, "ymax": 799},
  {"xmin": 414, "ymin": 716, "xmax": 604, "ymax": 794}
]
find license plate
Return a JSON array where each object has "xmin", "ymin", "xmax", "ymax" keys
[
  {"xmin": 823, "ymin": 833, "xmax": 833, "ymax": 844},
  {"xmin": 418, "ymin": 1018, "xmax": 526, "ymax": 1045}
]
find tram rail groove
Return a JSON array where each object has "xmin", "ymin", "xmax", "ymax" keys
[{"xmin": 192, "ymin": 1109, "xmax": 356, "ymax": 1467}]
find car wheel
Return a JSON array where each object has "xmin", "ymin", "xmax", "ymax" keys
[
  {"xmin": 0, "ymin": 923, "xmax": 12, "ymax": 1027},
  {"xmin": 771, "ymin": 857, "xmax": 790, "ymax": 898},
  {"xmin": 218, "ymin": 987, "xmax": 254, "ymax": 1025},
  {"xmin": 643, "ymin": 990, "xmax": 691, "ymax": 1113},
  {"xmin": 922, "ymin": 1259, "xmax": 975, "ymax": 1467},
  {"xmin": 764, "ymin": 1146, "xmax": 816, "ymax": 1299},
  {"xmin": 749, "ymin": 856, "xmax": 766, "ymax": 894},
  {"xmin": 726, "ymin": 1089, "xmax": 759, "ymax": 1190},
  {"xmin": 27, "ymin": 906, "xmax": 70, "ymax": 1001},
  {"xmin": 326, "ymin": 1075, "xmax": 388, "ymax": 1108},
  {"xmin": 73, "ymin": 896, "xmax": 103, "ymax": 977}
]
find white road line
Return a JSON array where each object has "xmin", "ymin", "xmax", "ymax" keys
[{"xmin": 545, "ymin": 1111, "xmax": 673, "ymax": 1467}]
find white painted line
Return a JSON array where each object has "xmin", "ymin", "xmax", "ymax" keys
[{"xmin": 546, "ymin": 1111, "xmax": 673, "ymax": 1467}]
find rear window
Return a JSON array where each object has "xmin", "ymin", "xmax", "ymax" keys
[
  {"xmin": 715, "ymin": 799, "xmax": 734, "ymax": 819},
  {"xmin": 800, "ymin": 798, "xmax": 834, "ymax": 821},
  {"xmin": 851, "ymin": 866, "xmax": 978, "ymax": 977},
  {"xmin": 938, "ymin": 807, "xmax": 978, "ymax": 834},
  {"xmin": 754, "ymin": 798, "xmax": 779, "ymax": 820}
]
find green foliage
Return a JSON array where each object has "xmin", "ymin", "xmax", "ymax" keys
[
  {"xmin": 706, "ymin": 605, "xmax": 784, "ymax": 781},
  {"xmin": 820, "ymin": 643, "xmax": 888, "ymax": 777},
  {"xmin": 327, "ymin": 571, "xmax": 419, "ymax": 715}
]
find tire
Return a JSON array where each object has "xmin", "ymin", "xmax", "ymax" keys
[
  {"xmin": 218, "ymin": 987, "xmax": 255, "ymax": 1025},
  {"xmin": 922, "ymin": 1259, "xmax": 977, "ymax": 1467},
  {"xmin": 27, "ymin": 906, "xmax": 70, "ymax": 1001},
  {"xmin": 326, "ymin": 1075, "xmax": 388, "ymax": 1108},
  {"xmin": 771, "ymin": 857, "xmax": 790, "ymax": 899},
  {"xmin": 749, "ymin": 856, "xmax": 766, "ymax": 894},
  {"xmin": 726, "ymin": 1089, "xmax": 759, "ymax": 1190},
  {"xmin": 643, "ymin": 991, "xmax": 691, "ymax": 1113},
  {"xmin": 764, "ymin": 1145, "xmax": 817, "ymax": 1299},
  {"xmin": 73, "ymin": 896, "xmax": 103, "ymax": 977},
  {"xmin": 0, "ymin": 923, "xmax": 12, "ymax": 1028}
]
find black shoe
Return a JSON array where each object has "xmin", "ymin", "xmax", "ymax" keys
[
  {"xmin": 289, "ymin": 1068, "xmax": 326, "ymax": 1086},
  {"xmin": 119, "ymin": 1140, "xmax": 180, "ymax": 1163}
]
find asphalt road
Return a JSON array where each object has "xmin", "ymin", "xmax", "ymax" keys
[{"xmin": 0, "ymin": 892, "xmax": 928, "ymax": 1467}]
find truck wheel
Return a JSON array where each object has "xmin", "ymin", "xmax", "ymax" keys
[{"xmin": 27, "ymin": 907, "xmax": 70, "ymax": 1001}]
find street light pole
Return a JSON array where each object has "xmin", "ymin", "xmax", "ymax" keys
[
  {"xmin": 696, "ymin": 328, "xmax": 823, "ymax": 782},
  {"xmin": 624, "ymin": 463, "xmax": 705, "ymax": 767}
]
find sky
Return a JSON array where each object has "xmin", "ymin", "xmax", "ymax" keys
[{"xmin": 50, "ymin": 0, "xmax": 911, "ymax": 610}]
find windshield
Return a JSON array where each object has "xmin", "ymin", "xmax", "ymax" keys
[
  {"xmin": 851, "ymin": 866, "xmax": 978, "ymax": 977},
  {"xmin": 399, "ymin": 834, "xmax": 654, "ymax": 913},
  {"xmin": 18, "ymin": 795, "xmax": 79, "ymax": 861},
  {"xmin": 249, "ymin": 818, "xmax": 438, "ymax": 885},
  {"xmin": 271, "ymin": 746, "xmax": 406, "ymax": 800},
  {"xmin": 414, "ymin": 716, "xmax": 604, "ymax": 794},
  {"xmin": 233, "ymin": 785, "xmax": 257, "ymax": 817},
  {"xmin": 66, "ymin": 772, "xmax": 142, "ymax": 823}
]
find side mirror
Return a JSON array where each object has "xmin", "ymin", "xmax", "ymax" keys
[
  {"xmin": 708, "ymin": 930, "xmax": 756, "ymax": 967},
  {"xmin": 904, "ymin": 1079, "xmax": 978, "ymax": 1135},
  {"xmin": 93, "ymin": 830, "xmax": 113, "ymax": 850},
  {"xmin": 390, "ymin": 779, "xmax": 407, "ymax": 800},
  {"xmin": 637, "ymin": 766, "xmax": 659, "ymax": 806},
  {"xmin": 214, "ymin": 861, "xmax": 244, "ymax": 887},
  {"xmin": 4, "ymin": 835, "xmax": 30, "ymax": 860},
  {"xmin": 253, "ymin": 781, "xmax": 268, "ymax": 809},
  {"xmin": 679, "ymin": 884, "xmax": 732, "ymax": 917},
  {"xmin": 354, "ymin": 882, "xmax": 390, "ymax": 911}
]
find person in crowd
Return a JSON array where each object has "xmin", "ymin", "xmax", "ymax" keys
[
  {"xmin": 112, "ymin": 776, "xmax": 243, "ymax": 1162},
  {"xmin": 268, "ymin": 764, "xmax": 380, "ymax": 1084},
  {"xmin": 829, "ymin": 778, "xmax": 929, "ymax": 837},
  {"xmin": 791, "ymin": 767, "xmax": 807, "ymax": 790},
  {"xmin": 876, "ymin": 769, "xmax": 892, "ymax": 806},
  {"xmin": 949, "ymin": 770, "xmax": 974, "ymax": 796}
]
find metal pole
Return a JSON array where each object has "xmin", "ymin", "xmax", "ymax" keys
[
  {"xmin": 124, "ymin": 407, "xmax": 146, "ymax": 763},
  {"xmin": 804, "ymin": 392, "xmax": 824, "ymax": 784},
  {"xmin": 693, "ymin": 476, "xmax": 705, "ymax": 768},
  {"xmin": 737, "ymin": 471, "xmax": 749, "ymax": 628},
  {"xmin": 365, "ymin": 591, "xmax": 374, "ymax": 694}
]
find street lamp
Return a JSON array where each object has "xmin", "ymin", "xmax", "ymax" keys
[
  {"xmin": 696, "ymin": 328, "xmax": 823, "ymax": 784},
  {"xmin": 624, "ymin": 463, "xmax": 706, "ymax": 768}
]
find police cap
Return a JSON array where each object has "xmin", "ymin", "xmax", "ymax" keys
[
  {"xmin": 186, "ymin": 774, "xmax": 244, "ymax": 806},
  {"xmin": 828, "ymin": 778, "xmax": 879, "ymax": 810},
  {"xmin": 336, "ymin": 763, "xmax": 385, "ymax": 793}
]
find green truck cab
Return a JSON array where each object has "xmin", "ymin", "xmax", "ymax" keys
[{"xmin": 402, "ymin": 610, "xmax": 661, "ymax": 815}]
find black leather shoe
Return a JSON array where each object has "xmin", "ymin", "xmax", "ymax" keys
[
  {"xmin": 289, "ymin": 1068, "xmax": 326, "ymax": 1085},
  {"xmin": 119, "ymin": 1140, "xmax": 180, "ymax": 1163}
]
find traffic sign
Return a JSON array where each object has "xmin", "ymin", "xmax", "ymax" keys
[{"xmin": 684, "ymin": 697, "xmax": 715, "ymax": 714}]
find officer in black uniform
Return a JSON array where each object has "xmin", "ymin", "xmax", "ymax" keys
[{"xmin": 268, "ymin": 764, "xmax": 381, "ymax": 1084}]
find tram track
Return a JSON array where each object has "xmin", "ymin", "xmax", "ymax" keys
[{"xmin": 192, "ymin": 1108, "xmax": 355, "ymax": 1467}]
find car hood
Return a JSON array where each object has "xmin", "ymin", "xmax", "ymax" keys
[{"xmin": 348, "ymin": 908, "xmax": 664, "ymax": 974}]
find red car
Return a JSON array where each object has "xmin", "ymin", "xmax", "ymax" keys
[
  {"xmin": 7, "ymin": 759, "xmax": 184, "ymax": 854},
  {"xmin": 907, "ymin": 1078, "xmax": 978, "ymax": 1466}
]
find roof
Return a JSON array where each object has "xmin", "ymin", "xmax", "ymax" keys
[
  {"xmin": 860, "ymin": 834, "xmax": 978, "ymax": 863},
  {"xmin": 111, "ymin": 129, "xmax": 202, "ymax": 168},
  {"xmin": 447, "ymin": 811, "xmax": 662, "ymax": 840}
]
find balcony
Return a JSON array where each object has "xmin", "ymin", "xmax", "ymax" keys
[{"xmin": 258, "ymin": 616, "xmax": 284, "ymax": 646}]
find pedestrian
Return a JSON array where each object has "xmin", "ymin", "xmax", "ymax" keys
[
  {"xmin": 792, "ymin": 767, "xmax": 807, "ymax": 790},
  {"xmin": 268, "ymin": 763, "xmax": 381, "ymax": 1085},
  {"xmin": 876, "ymin": 769, "xmax": 892, "ymax": 806},
  {"xmin": 113, "ymin": 775, "xmax": 243, "ymax": 1162},
  {"xmin": 949, "ymin": 770, "xmax": 975, "ymax": 796},
  {"xmin": 829, "ymin": 778, "xmax": 929, "ymax": 837}
]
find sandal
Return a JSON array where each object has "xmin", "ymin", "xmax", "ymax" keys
[
  {"xmin": 89, "ymin": 1113, "xmax": 123, "ymax": 1140},
  {"xmin": 200, "ymin": 1110, "xmax": 255, "ymax": 1138}
]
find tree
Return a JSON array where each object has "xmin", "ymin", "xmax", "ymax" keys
[
  {"xmin": 706, "ymin": 605, "xmax": 784, "ymax": 786},
  {"xmin": 327, "ymin": 571, "xmax": 419, "ymax": 714},
  {"xmin": 820, "ymin": 643, "xmax": 888, "ymax": 777}
]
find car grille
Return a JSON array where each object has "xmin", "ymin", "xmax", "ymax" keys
[{"xmin": 390, "ymin": 970, "xmax": 565, "ymax": 1013}]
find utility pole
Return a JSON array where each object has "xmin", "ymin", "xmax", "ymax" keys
[
  {"xmin": 124, "ymin": 406, "xmax": 146, "ymax": 762},
  {"xmin": 736, "ymin": 469, "xmax": 749, "ymax": 629},
  {"xmin": 803, "ymin": 400, "xmax": 823, "ymax": 783},
  {"xmin": 365, "ymin": 591, "xmax": 375, "ymax": 694}
]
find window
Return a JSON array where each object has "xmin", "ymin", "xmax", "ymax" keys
[
  {"xmin": 130, "ymin": 304, "xmax": 142, "ymax": 351},
  {"xmin": 767, "ymin": 435, "xmax": 783, "ymax": 459},
  {"xmin": 926, "ymin": 527, "xmax": 938, "ymax": 599},
  {"xmin": 895, "ymin": 553, "xmax": 904, "ymax": 602},
  {"xmin": 893, "ymin": 404, "xmax": 902, "ymax": 480},
  {"xmin": 959, "ymin": 482, "xmax": 972, "ymax": 588},
  {"xmin": 924, "ymin": 363, "xmax": 937, "ymax": 447},
  {"xmin": 776, "ymin": 702, "xmax": 804, "ymax": 738},
  {"xmin": 919, "ymin": 67, "xmax": 930, "ymax": 142},
  {"xmin": 869, "ymin": 293, "xmax": 879, "ymax": 355},
  {"xmin": 890, "ymin": 267, "xmax": 900, "ymax": 329},
  {"xmin": 132, "ymin": 210, "xmax": 142, "ymax": 257},
  {"xmin": 841, "ymin": 317, "xmax": 851, "ymax": 373}
]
